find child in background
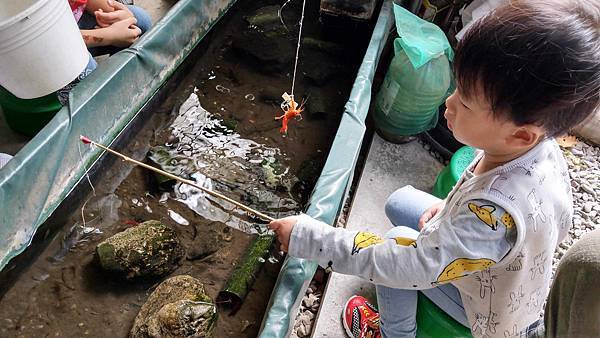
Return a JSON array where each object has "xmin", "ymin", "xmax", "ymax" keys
[
  {"xmin": 71, "ymin": 0, "xmax": 152, "ymax": 55},
  {"xmin": 57, "ymin": 0, "xmax": 152, "ymax": 104},
  {"xmin": 269, "ymin": 1, "xmax": 600, "ymax": 337}
]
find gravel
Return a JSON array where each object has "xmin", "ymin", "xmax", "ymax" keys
[
  {"xmin": 290, "ymin": 282, "xmax": 323, "ymax": 338},
  {"xmin": 553, "ymin": 140, "xmax": 599, "ymax": 272}
]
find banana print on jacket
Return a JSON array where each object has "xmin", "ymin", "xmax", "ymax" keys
[
  {"xmin": 351, "ymin": 232, "xmax": 384, "ymax": 255},
  {"xmin": 469, "ymin": 203, "xmax": 499, "ymax": 230},
  {"xmin": 435, "ymin": 257, "xmax": 496, "ymax": 284}
]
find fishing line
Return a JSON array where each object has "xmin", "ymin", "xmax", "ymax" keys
[
  {"xmin": 78, "ymin": 140, "xmax": 97, "ymax": 228},
  {"xmin": 290, "ymin": 0, "xmax": 307, "ymax": 99},
  {"xmin": 278, "ymin": 0, "xmax": 307, "ymax": 100}
]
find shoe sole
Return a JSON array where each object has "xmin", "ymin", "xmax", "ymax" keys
[{"xmin": 341, "ymin": 295, "xmax": 358, "ymax": 338}]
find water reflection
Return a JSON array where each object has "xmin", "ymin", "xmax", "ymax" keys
[{"xmin": 150, "ymin": 90, "xmax": 298, "ymax": 233}]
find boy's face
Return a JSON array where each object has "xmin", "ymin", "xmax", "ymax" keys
[{"xmin": 444, "ymin": 87, "xmax": 526, "ymax": 154}]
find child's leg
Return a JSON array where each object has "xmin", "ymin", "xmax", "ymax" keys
[
  {"xmin": 376, "ymin": 285, "xmax": 418, "ymax": 338},
  {"xmin": 376, "ymin": 186, "xmax": 469, "ymax": 337},
  {"xmin": 376, "ymin": 225, "xmax": 420, "ymax": 338},
  {"xmin": 126, "ymin": 5, "xmax": 152, "ymax": 34},
  {"xmin": 56, "ymin": 52, "xmax": 98, "ymax": 105},
  {"xmin": 384, "ymin": 185, "xmax": 441, "ymax": 230},
  {"xmin": 377, "ymin": 283, "xmax": 469, "ymax": 338}
]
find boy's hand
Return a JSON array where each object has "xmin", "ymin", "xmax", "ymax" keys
[
  {"xmin": 418, "ymin": 200, "xmax": 445, "ymax": 230},
  {"xmin": 104, "ymin": 17, "xmax": 141, "ymax": 47},
  {"xmin": 95, "ymin": 0, "xmax": 134, "ymax": 28},
  {"xmin": 268, "ymin": 216, "xmax": 299, "ymax": 252}
]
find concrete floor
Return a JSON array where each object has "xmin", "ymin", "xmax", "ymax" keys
[
  {"xmin": 312, "ymin": 134, "xmax": 443, "ymax": 337},
  {"xmin": 0, "ymin": 0, "xmax": 174, "ymax": 157}
]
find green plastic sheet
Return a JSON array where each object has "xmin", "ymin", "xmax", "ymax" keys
[
  {"xmin": 258, "ymin": 2, "xmax": 395, "ymax": 336},
  {"xmin": 393, "ymin": 3, "xmax": 454, "ymax": 68},
  {"xmin": 0, "ymin": 0, "xmax": 237, "ymax": 272}
]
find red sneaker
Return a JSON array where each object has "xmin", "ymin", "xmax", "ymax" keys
[{"xmin": 342, "ymin": 295, "xmax": 381, "ymax": 338}]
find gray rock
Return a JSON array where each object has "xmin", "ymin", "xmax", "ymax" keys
[
  {"xmin": 305, "ymin": 94, "xmax": 330, "ymax": 120},
  {"xmin": 302, "ymin": 37, "xmax": 345, "ymax": 56},
  {"xmin": 244, "ymin": 6, "xmax": 284, "ymax": 29},
  {"xmin": 571, "ymin": 148, "xmax": 584, "ymax": 156},
  {"xmin": 302, "ymin": 51, "xmax": 345, "ymax": 86},
  {"xmin": 580, "ymin": 183, "xmax": 596, "ymax": 196},
  {"xmin": 96, "ymin": 220, "xmax": 184, "ymax": 278},
  {"xmin": 131, "ymin": 275, "xmax": 217, "ymax": 338},
  {"xmin": 232, "ymin": 29, "xmax": 294, "ymax": 73}
]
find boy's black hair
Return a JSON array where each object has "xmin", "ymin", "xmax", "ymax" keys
[{"xmin": 454, "ymin": 0, "xmax": 600, "ymax": 137}]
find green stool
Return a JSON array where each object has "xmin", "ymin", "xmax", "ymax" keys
[
  {"xmin": 0, "ymin": 86, "xmax": 62, "ymax": 137},
  {"xmin": 416, "ymin": 293, "xmax": 472, "ymax": 338},
  {"xmin": 432, "ymin": 146, "xmax": 476, "ymax": 199}
]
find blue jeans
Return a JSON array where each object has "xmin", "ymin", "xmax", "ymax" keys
[
  {"xmin": 78, "ymin": 5, "xmax": 152, "ymax": 56},
  {"xmin": 376, "ymin": 186, "xmax": 469, "ymax": 338},
  {"xmin": 56, "ymin": 53, "xmax": 97, "ymax": 105}
]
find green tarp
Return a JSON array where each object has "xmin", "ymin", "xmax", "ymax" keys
[{"xmin": 0, "ymin": 0, "xmax": 237, "ymax": 272}]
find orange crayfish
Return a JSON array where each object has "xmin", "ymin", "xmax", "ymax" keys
[{"xmin": 275, "ymin": 92, "xmax": 305, "ymax": 134}]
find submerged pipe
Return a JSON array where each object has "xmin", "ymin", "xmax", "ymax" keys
[{"xmin": 216, "ymin": 234, "xmax": 276, "ymax": 314}]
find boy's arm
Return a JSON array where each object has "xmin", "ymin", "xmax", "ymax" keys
[{"xmin": 288, "ymin": 200, "xmax": 516, "ymax": 289}]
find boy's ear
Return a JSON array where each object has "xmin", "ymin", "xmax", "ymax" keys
[{"xmin": 507, "ymin": 125, "xmax": 544, "ymax": 148}]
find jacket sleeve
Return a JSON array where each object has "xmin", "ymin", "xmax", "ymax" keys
[{"xmin": 288, "ymin": 199, "xmax": 516, "ymax": 289}]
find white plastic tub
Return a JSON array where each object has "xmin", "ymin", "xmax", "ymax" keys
[{"xmin": 0, "ymin": 0, "xmax": 88, "ymax": 99}]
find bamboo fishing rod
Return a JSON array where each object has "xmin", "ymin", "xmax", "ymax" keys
[{"xmin": 80, "ymin": 135, "xmax": 275, "ymax": 222}]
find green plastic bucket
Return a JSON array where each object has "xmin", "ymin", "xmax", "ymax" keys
[
  {"xmin": 0, "ymin": 86, "xmax": 62, "ymax": 136},
  {"xmin": 416, "ymin": 292, "xmax": 473, "ymax": 338},
  {"xmin": 433, "ymin": 146, "xmax": 476, "ymax": 198}
]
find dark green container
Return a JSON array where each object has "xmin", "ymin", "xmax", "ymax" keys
[
  {"xmin": 0, "ymin": 87, "xmax": 62, "ymax": 137},
  {"xmin": 416, "ymin": 292, "xmax": 473, "ymax": 338},
  {"xmin": 433, "ymin": 146, "xmax": 476, "ymax": 198}
]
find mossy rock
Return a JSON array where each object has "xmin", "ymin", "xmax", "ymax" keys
[
  {"xmin": 96, "ymin": 220, "xmax": 184, "ymax": 279},
  {"xmin": 131, "ymin": 275, "xmax": 217, "ymax": 338},
  {"xmin": 232, "ymin": 29, "xmax": 294, "ymax": 73},
  {"xmin": 244, "ymin": 5, "xmax": 282, "ymax": 29}
]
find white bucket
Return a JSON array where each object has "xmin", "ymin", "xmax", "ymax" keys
[{"xmin": 0, "ymin": 0, "xmax": 89, "ymax": 99}]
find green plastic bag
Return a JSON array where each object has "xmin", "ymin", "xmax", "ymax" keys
[
  {"xmin": 392, "ymin": 4, "xmax": 453, "ymax": 69},
  {"xmin": 374, "ymin": 4, "xmax": 453, "ymax": 138}
]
